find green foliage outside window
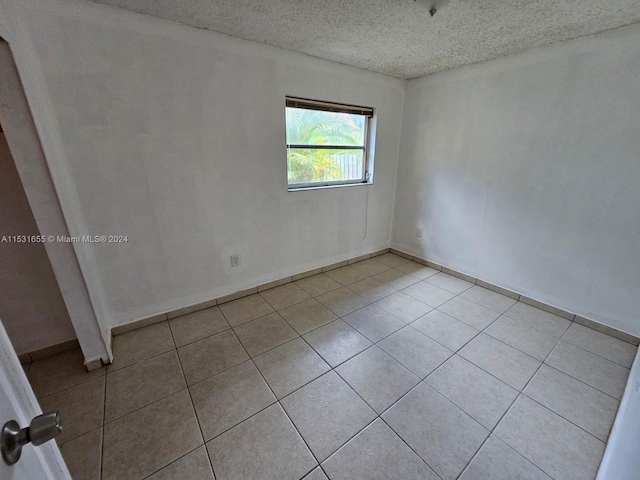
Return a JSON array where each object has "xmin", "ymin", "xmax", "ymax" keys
[{"xmin": 286, "ymin": 107, "xmax": 366, "ymax": 185}]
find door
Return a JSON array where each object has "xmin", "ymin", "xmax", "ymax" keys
[{"xmin": 0, "ymin": 318, "xmax": 71, "ymax": 479}]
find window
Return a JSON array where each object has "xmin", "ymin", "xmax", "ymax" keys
[{"xmin": 285, "ymin": 97, "xmax": 374, "ymax": 189}]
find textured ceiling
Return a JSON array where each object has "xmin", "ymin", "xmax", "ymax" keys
[{"xmin": 88, "ymin": 0, "xmax": 640, "ymax": 79}]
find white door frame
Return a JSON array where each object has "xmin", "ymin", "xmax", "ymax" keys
[{"xmin": 0, "ymin": 39, "xmax": 110, "ymax": 367}]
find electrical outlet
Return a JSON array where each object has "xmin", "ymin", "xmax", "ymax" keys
[
  {"xmin": 230, "ymin": 254, "xmax": 240, "ymax": 267},
  {"xmin": 416, "ymin": 227, "xmax": 423, "ymax": 238}
]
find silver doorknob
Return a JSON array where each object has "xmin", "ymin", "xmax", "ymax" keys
[{"xmin": 1, "ymin": 412, "xmax": 63, "ymax": 465}]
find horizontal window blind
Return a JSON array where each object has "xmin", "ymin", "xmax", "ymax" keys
[{"xmin": 286, "ymin": 97, "xmax": 374, "ymax": 117}]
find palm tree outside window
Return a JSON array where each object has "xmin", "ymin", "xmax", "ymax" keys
[{"xmin": 285, "ymin": 97, "xmax": 374, "ymax": 189}]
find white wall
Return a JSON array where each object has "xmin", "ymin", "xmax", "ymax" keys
[
  {"xmin": 0, "ymin": 0, "xmax": 404, "ymax": 332},
  {"xmin": 0, "ymin": 133, "xmax": 76, "ymax": 354},
  {"xmin": 392, "ymin": 25, "xmax": 640, "ymax": 336}
]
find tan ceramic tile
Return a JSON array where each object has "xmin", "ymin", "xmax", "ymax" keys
[
  {"xmin": 27, "ymin": 349, "xmax": 104, "ymax": 398},
  {"xmin": 190, "ymin": 360, "xmax": 275, "ymax": 441},
  {"xmin": 169, "ymin": 306, "xmax": 229, "ymax": 347},
  {"xmin": 147, "ymin": 446, "xmax": 214, "ymax": 480},
  {"xmin": 336, "ymin": 346, "xmax": 420, "ymax": 413},
  {"xmin": 350, "ymin": 258, "xmax": 392, "ymax": 276},
  {"xmin": 102, "ymin": 390, "xmax": 203, "ymax": 480},
  {"xmin": 324, "ymin": 265, "xmax": 370, "ymax": 285},
  {"xmin": 218, "ymin": 294, "xmax": 275, "ymax": 327},
  {"xmin": 485, "ymin": 316, "xmax": 558, "ymax": 361},
  {"xmin": 375, "ymin": 253, "xmax": 410, "ymax": 268},
  {"xmin": 438, "ymin": 296, "xmax": 500, "ymax": 330},
  {"xmin": 458, "ymin": 334, "xmax": 541, "ymax": 390},
  {"xmin": 105, "ymin": 350, "xmax": 186, "ymax": 422},
  {"xmin": 374, "ymin": 291, "xmax": 432, "ymax": 323},
  {"xmin": 403, "ymin": 281, "xmax": 456, "ymax": 308},
  {"xmin": 342, "ymin": 304, "xmax": 405, "ymax": 342},
  {"xmin": 294, "ymin": 273, "xmax": 342, "ymax": 297},
  {"xmin": 108, "ymin": 322, "xmax": 175, "ymax": 372},
  {"xmin": 59, "ymin": 427, "xmax": 103, "ymax": 480},
  {"xmin": 373, "ymin": 269, "xmax": 422, "ymax": 290},
  {"xmin": 494, "ymin": 396, "xmax": 605, "ymax": 480},
  {"xmin": 460, "ymin": 435, "xmax": 552, "ymax": 480},
  {"xmin": 378, "ymin": 326, "xmax": 453, "ymax": 378},
  {"xmin": 253, "ymin": 338, "xmax": 330, "ymax": 398},
  {"xmin": 233, "ymin": 312, "xmax": 298, "ymax": 357},
  {"xmin": 316, "ymin": 287, "xmax": 370, "ymax": 317},
  {"xmin": 395, "ymin": 261, "xmax": 440, "ymax": 280},
  {"xmin": 412, "ymin": 310, "xmax": 479, "ymax": 351},
  {"xmin": 279, "ymin": 299, "xmax": 338, "ymax": 335},
  {"xmin": 383, "ymin": 383, "xmax": 489, "ymax": 480},
  {"xmin": 426, "ymin": 272, "xmax": 475, "ymax": 294},
  {"xmin": 207, "ymin": 404, "xmax": 316, "ymax": 480},
  {"xmin": 39, "ymin": 376, "xmax": 104, "ymax": 446},
  {"xmin": 303, "ymin": 319, "xmax": 372, "ymax": 367},
  {"xmin": 524, "ymin": 365, "xmax": 619, "ymax": 441},
  {"xmin": 504, "ymin": 302, "xmax": 571, "ymax": 338},
  {"xmin": 260, "ymin": 283, "xmax": 312, "ymax": 310},
  {"xmin": 563, "ymin": 323, "xmax": 636, "ymax": 367},
  {"xmin": 348, "ymin": 277, "xmax": 397, "ymax": 302},
  {"xmin": 461, "ymin": 286, "xmax": 517, "ymax": 314},
  {"xmin": 426, "ymin": 355, "xmax": 518, "ymax": 429},
  {"xmin": 178, "ymin": 329, "xmax": 249, "ymax": 385},
  {"xmin": 322, "ymin": 419, "xmax": 438, "ymax": 480},
  {"xmin": 545, "ymin": 341, "xmax": 629, "ymax": 399},
  {"xmin": 280, "ymin": 371, "xmax": 376, "ymax": 462}
]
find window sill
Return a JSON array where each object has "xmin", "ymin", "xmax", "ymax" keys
[{"xmin": 287, "ymin": 181, "xmax": 373, "ymax": 192}]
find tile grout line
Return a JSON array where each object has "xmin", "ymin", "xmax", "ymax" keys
[
  {"xmin": 278, "ymin": 330, "xmax": 387, "ymax": 473},
  {"xmin": 29, "ymin": 368, "xmax": 106, "ymax": 401},
  {"xmin": 455, "ymin": 365, "xmax": 557, "ymax": 477},
  {"xmin": 403, "ymin": 284, "xmax": 557, "ymax": 479},
  {"xmin": 469, "ymin": 327, "xmax": 588, "ymax": 480},
  {"xmin": 35, "ymin": 371, "xmax": 106, "ymax": 405},
  {"xmin": 540, "ymin": 362, "xmax": 623, "ymax": 401},
  {"xmin": 518, "ymin": 389, "xmax": 611, "ymax": 444},
  {"xmin": 231, "ymin": 322, "xmax": 326, "ymax": 479},
  {"xmin": 373, "ymin": 381, "xmax": 446, "ymax": 480},
  {"xmin": 304, "ymin": 271, "xmax": 462, "ymax": 474},
  {"xmin": 139, "ymin": 444, "xmax": 205, "ymax": 480},
  {"xmin": 166, "ymin": 320, "xmax": 218, "ymax": 480},
  {"xmin": 558, "ymin": 323, "xmax": 634, "ymax": 368},
  {"xmin": 521, "ymin": 336, "xmax": 622, "ymax": 441}
]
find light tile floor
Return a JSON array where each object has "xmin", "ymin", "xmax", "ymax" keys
[{"xmin": 23, "ymin": 254, "xmax": 637, "ymax": 480}]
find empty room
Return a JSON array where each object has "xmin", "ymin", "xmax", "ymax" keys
[{"xmin": 0, "ymin": 0, "xmax": 639, "ymax": 479}]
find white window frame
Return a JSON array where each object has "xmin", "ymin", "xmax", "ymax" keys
[{"xmin": 285, "ymin": 96, "xmax": 374, "ymax": 191}]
